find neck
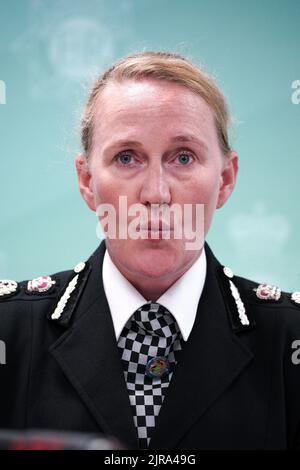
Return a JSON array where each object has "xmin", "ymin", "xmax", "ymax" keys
[
  {"xmin": 128, "ymin": 276, "xmax": 182, "ymax": 302},
  {"xmin": 108, "ymin": 250, "xmax": 202, "ymax": 301}
]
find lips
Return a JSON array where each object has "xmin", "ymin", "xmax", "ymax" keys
[{"xmin": 139, "ymin": 220, "xmax": 172, "ymax": 231}]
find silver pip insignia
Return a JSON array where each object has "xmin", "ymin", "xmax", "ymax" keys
[
  {"xmin": 291, "ymin": 292, "xmax": 300, "ymax": 305},
  {"xmin": 0, "ymin": 280, "xmax": 18, "ymax": 297}
]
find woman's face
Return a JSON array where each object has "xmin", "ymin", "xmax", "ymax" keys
[{"xmin": 76, "ymin": 79, "xmax": 238, "ymax": 285}]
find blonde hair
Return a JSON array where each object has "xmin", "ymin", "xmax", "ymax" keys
[{"xmin": 81, "ymin": 51, "xmax": 231, "ymax": 158}]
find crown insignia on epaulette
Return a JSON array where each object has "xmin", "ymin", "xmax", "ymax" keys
[
  {"xmin": 254, "ymin": 283, "xmax": 281, "ymax": 301},
  {"xmin": 26, "ymin": 275, "xmax": 56, "ymax": 294}
]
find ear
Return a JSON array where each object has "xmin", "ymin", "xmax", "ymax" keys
[
  {"xmin": 217, "ymin": 151, "xmax": 239, "ymax": 209},
  {"xmin": 75, "ymin": 154, "xmax": 97, "ymax": 212}
]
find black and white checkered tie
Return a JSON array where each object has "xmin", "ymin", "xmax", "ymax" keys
[{"xmin": 117, "ymin": 301, "xmax": 183, "ymax": 449}]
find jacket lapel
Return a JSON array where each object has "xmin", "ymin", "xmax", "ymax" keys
[
  {"xmin": 148, "ymin": 244, "xmax": 254, "ymax": 449},
  {"xmin": 49, "ymin": 241, "xmax": 139, "ymax": 450}
]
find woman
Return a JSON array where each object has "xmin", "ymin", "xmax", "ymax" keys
[{"xmin": 1, "ymin": 51, "xmax": 300, "ymax": 450}]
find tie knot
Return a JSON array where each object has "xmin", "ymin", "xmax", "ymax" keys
[{"xmin": 132, "ymin": 302, "xmax": 179, "ymax": 339}]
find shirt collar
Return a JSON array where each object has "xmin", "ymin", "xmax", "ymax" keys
[{"xmin": 102, "ymin": 247, "xmax": 207, "ymax": 342}]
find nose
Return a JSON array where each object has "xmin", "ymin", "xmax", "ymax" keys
[{"xmin": 139, "ymin": 162, "xmax": 171, "ymax": 206}]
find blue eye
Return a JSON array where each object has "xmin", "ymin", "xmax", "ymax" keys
[
  {"xmin": 177, "ymin": 153, "xmax": 193, "ymax": 165},
  {"xmin": 118, "ymin": 153, "xmax": 132, "ymax": 165}
]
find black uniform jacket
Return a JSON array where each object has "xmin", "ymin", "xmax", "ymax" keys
[{"xmin": 1, "ymin": 240, "xmax": 300, "ymax": 450}]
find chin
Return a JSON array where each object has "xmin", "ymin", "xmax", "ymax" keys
[
  {"xmin": 136, "ymin": 262, "xmax": 175, "ymax": 279},
  {"xmin": 107, "ymin": 238, "xmax": 185, "ymax": 279},
  {"xmin": 129, "ymin": 244, "xmax": 180, "ymax": 279}
]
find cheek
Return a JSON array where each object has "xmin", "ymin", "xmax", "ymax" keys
[
  {"xmin": 91, "ymin": 172, "xmax": 120, "ymax": 204},
  {"xmin": 182, "ymin": 173, "xmax": 221, "ymax": 235},
  {"xmin": 179, "ymin": 172, "xmax": 221, "ymax": 204},
  {"xmin": 92, "ymin": 164, "xmax": 135, "ymax": 195}
]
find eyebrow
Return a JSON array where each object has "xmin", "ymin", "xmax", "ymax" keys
[
  {"xmin": 170, "ymin": 135, "xmax": 208, "ymax": 150},
  {"xmin": 103, "ymin": 134, "xmax": 208, "ymax": 154}
]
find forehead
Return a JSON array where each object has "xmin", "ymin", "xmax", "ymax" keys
[{"xmin": 91, "ymin": 79, "xmax": 218, "ymax": 153}]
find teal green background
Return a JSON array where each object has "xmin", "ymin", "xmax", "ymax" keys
[{"xmin": 0, "ymin": 0, "xmax": 299, "ymax": 291}]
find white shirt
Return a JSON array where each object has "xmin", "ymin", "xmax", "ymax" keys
[{"xmin": 102, "ymin": 247, "xmax": 207, "ymax": 342}]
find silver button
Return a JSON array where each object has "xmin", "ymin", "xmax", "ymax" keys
[
  {"xmin": 223, "ymin": 266, "xmax": 234, "ymax": 278},
  {"xmin": 74, "ymin": 262, "xmax": 86, "ymax": 274}
]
